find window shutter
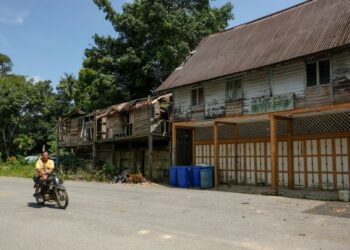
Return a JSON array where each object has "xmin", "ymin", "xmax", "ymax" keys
[
  {"xmin": 306, "ymin": 63, "xmax": 317, "ymax": 87},
  {"xmin": 319, "ymin": 60, "xmax": 330, "ymax": 85}
]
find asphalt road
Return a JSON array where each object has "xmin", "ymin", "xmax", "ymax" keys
[{"xmin": 0, "ymin": 177, "xmax": 349, "ymax": 250}]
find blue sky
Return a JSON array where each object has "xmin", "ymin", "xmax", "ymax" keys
[{"xmin": 0, "ymin": 0, "xmax": 305, "ymax": 87}]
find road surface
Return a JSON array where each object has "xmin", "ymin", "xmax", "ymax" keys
[{"xmin": 0, "ymin": 177, "xmax": 349, "ymax": 250}]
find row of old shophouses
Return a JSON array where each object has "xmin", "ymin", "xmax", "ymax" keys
[{"xmin": 58, "ymin": 0, "xmax": 350, "ymax": 191}]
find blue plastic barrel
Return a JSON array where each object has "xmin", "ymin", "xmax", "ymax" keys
[
  {"xmin": 177, "ymin": 166, "xmax": 191, "ymax": 188},
  {"xmin": 169, "ymin": 166, "xmax": 178, "ymax": 187},
  {"xmin": 191, "ymin": 166, "xmax": 202, "ymax": 188},
  {"xmin": 200, "ymin": 166, "xmax": 214, "ymax": 189}
]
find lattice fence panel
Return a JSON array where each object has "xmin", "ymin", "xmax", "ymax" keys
[
  {"xmin": 238, "ymin": 121, "xmax": 270, "ymax": 138},
  {"xmin": 219, "ymin": 125, "xmax": 234, "ymax": 139},
  {"xmin": 195, "ymin": 127, "xmax": 213, "ymax": 141},
  {"xmin": 195, "ymin": 125, "xmax": 234, "ymax": 141},
  {"xmin": 293, "ymin": 112, "xmax": 350, "ymax": 135},
  {"xmin": 277, "ymin": 120, "xmax": 288, "ymax": 136}
]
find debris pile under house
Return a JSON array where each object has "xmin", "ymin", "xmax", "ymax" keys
[{"xmin": 113, "ymin": 171, "xmax": 148, "ymax": 184}]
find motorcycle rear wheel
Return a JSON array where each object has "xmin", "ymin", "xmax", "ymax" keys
[{"xmin": 56, "ymin": 190, "xmax": 69, "ymax": 209}]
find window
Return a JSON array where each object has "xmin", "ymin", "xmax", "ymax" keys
[
  {"xmin": 226, "ymin": 78, "xmax": 243, "ymax": 101},
  {"xmin": 191, "ymin": 87, "xmax": 204, "ymax": 106},
  {"xmin": 306, "ymin": 59, "xmax": 331, "ymax": 87}
]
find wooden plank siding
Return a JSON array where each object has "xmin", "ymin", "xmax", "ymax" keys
[
  {"xmin": 173, "ymin": 86, "xmax": 192, "ymax": 121},
  {"xmin": 333, "ymin": 50, "xmax": 350, "ymax": 104},
  {"xmin": 133, "ymin": 107, "xmax": 149, "ymax": 137},
  {"xmin": 172, "ymin": 49, "xmax": 350, "ymax": 122},
  {"xmin": 204, "ymin": 78, "xmax": 225, "ymax": 118},
  {"xmin": 305, "ymin": 84, "xmax": 332, "ymax": 107},
  {"xmin": 109, "ymin": 113, "xmax": 123, "ymax": 138}
]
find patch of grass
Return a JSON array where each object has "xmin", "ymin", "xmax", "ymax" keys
[
  {"xmin": 0, "ymin": 160, "xmax": 113, "ymax": 183},
  {"xmin": 0, "ymin": 163, "xmax": 35, "ymax": 178}
]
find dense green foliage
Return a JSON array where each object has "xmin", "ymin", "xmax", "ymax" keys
[
  {"xmin": 0, "ymin": 54, "xmax": 69, "ymax": 160},
  {"xmin": 72, "ymin": 0, "xmax": 233, "ymax": 111}
]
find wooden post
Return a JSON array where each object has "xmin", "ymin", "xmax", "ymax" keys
[
  {"xmin": 112, "ymin": 143, "xmax": 116, "ymax": 167},
  {"xmin": 172, "ymin": 123, "xmax": 177, "ymax": 166},
  {"xmin": 270, "ymin": 114, "xmax": 278, "ymax": 192},
  {"xmin": 287, "ymin": 119, "xmax": 294, "ymax": 189},
  {"xmin": 192, "ymin": 128, "xmax": 196, "ymax": 165},
  {"xmin": 214, "ymin": 121, "xmax": 220, "ymax": 187},
  {"xmin": 92, "ymin": 112, "xmax": 97, "ymax": 166},
  {"xmin": 317, "ymin": 139, "xmax": 322, "ymax": 190},
  {"xmin": 254, "ymin": 142, "xmax": 258, "ymax": 185},
  {"xmin": 303, "ymin": 140, "xmax": 308, "ymax": 189},
  {"xmin": 225, "ymin": 143, "xmax": 228, "ymax": 184},
  {"xmin": 332, "ymin": 138, "xmax": 337, "ymax": 190},
  {"xmin": 148, "ymin": 96, "xmax": 153, "ymax": 180},
  {"xmin": 233, "ymin": 124, "xmax": 238, "ymax": 184},
  {"xmin": 148, "ymin": 134, "xmax": 153, "ymax": 179},
  {"xmin": 243, "ymin": 142, "xmax": 247, "ymax": 185},
  {"xmin": 348, "ymin": 137, "xmax": 350, "ymax": 191},
  {"xmin": 264, "ymin": 141, "xmax": 268, "ymax": 184}
]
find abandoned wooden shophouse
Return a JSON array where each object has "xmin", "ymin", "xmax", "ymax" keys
[
  {"xmin": 157, "ymin": 0, "xmax": 350, "ymax": 191},
  {"xmin": 57, "ymin": 94, "xmax": 172, "ymax": 180}
]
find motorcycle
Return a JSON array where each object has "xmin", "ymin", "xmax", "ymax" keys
[{"xmin": 33, "ymin": 173, "xmax": 69, "ymax": 209}]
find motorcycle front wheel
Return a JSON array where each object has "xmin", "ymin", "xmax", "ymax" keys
[
  {"xmin": 35, "ymin": 196, "xmax": 45, "ymax": 205},
  {"xmin": 55, "ymin": 189, "xmax": 69, "ymax": 209}
]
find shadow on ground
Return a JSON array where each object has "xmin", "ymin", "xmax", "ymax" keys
[
  {"xmin": 305, "ymin": 202, "xmax": 350, "ymax": 218},
  {"xmin": 27, "ymin": 202, "xmax": 60, "ymax": 209}
]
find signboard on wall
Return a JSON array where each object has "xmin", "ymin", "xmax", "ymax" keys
[{"xmin": 248, "ymin": 93, "xmax": 294, "ymax": 114}]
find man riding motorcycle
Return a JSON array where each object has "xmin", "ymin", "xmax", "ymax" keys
[{"xmin": 33, "ymin": 151, "xmax": 55, "ymax": 197}]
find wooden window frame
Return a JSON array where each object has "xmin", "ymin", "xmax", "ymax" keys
[
  {"xmin": 226, "ymin": 78, "xmax": 243, "ymax": 101},
  {"xmin": 191, "ymin": 86, "xmax": 204, "ymax": 107},
  {"xmin": 306, "ymin": 58, "xmax": 332, "ymax": 87}
]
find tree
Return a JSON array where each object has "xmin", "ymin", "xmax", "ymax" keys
[
  {"xmin": 57, "ymin": 73, "xmax": 77, "ymax": 104},
  {"xmin": 13, "ymin": 134, "xmax": 34, "ymax": 156},
  {"xmin": 0, "ymin": 53, "xmax": 61, "ymax": 159},
  {"xmin": 0, "ymin": 74, "xmax": 30, "ymax": 158},
  {"xmin": 74, "ymin": 0, "xmax": 233, "ymax": 111},
  {"xmin": 0, "ymin": 53, "xmax": 13, "ymax": 75},
  {"xmin": 56, "ymin": 73, "xmax": 78, "ymax": 116},
  {"xmin": 25, "ymin": 80, "xmax": 59, "ymax": 153}
]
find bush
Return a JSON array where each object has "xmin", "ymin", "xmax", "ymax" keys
[{"xmin": 60, "ymin": 154, "xmax": 87, "ymax": 172}]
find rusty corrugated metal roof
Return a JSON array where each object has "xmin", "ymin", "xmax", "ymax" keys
[
  {"xmin": 157, "ymin": 0, "xmax": 350, "ymax": 91},
  {"xmin": 96, "ymin": 94, "xmax": 172, "ymax": 118}
]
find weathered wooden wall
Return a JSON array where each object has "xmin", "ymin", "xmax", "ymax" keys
[
  {"xmin": 133, "ymin": 107, "xmax": 149, "ymax": 136},
  {"xmin": 172, "ymin": 49, "xmax": 350, "ymax": 121},
  {"xmin": 204, "ymin": 78, "xmax": 225, "ymax": 118},
  {"xmin": 109, "ymin": 113, "xmax": 123, "ymax": 137},
  {"xmin": 273, "ymin": 61, "xmax": 306, "ymax": 108},
  {"xmin": 174, "ymin": 86, "xmax": 192, "ymax": 121},
  {"xmin": 333, "ymin": 50, "xmax": 350, "ymax": 104},
  {"xmin": 96, "ymin": 144, "xmax": 114, "ymax": 166}
]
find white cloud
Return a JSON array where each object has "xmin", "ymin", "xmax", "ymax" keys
[{"xmin": 0, "ymin": 6, "xmax": 29, "ymax": 25}]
